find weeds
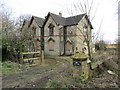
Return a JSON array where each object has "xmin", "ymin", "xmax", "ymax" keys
[
  {"xmin": 2, "ymin": 61, "xmax": 22, "ymax": 75},
  {"xmin": 46, "ymin": 80, "xmax": 68, "ymax": 89}
]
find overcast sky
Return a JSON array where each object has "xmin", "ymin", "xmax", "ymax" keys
[{"xmin": 2, "ymin": 0, "xmax": 119, "ymax": 43}]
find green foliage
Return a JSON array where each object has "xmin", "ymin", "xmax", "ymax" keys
[
  {"xmin": 0, "ymin": 28, "xmax": 2, "ymax": 49},
  {"xmin": 46, "ymin": 80, "xmax": 68, "ymax": 89},
  {"xmin": 2, "ymin": 38, "xmax": 27, "ymax": 61},
  {"xmin": 2, "ymin": 61, "xmax": 21, "ymax": 75}
]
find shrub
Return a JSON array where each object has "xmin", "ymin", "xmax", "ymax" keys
[{"xmin": 2, "ymin": 38, "xmax": 27, "ymax": 62}]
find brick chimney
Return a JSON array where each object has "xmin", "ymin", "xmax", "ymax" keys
[{"xmin": 59, "ymin": 12, "xmax": 62, "ymax": 17}]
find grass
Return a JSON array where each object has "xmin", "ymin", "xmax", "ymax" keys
[
  {"xmin": 2, "ymin": 58, "xmax": 58, "ymax": 76},
  {"xmin": 46, "ymin": 80, "xmax": 68, "ymax": 88},
  {"xmin": 2, "ymin": 59, "xmax": 62, "ymax": 87},
  {"xmin": 2, "ymin": 61, "xmax": 23, "ymax": 75},
  {"xmin": 14, "ymin": 74, "xmax": 35, "ymax": 86},
  {"xmin": 92, "ymin": 52, "xmax": 103, "ymax": 58},
  {"xmin": 59, "ymin": 56, "xmax": 73, "ymax": 64},
  {"xmin": 10, "ymin": 61, "xmax": 61, "ymax": 87},
  {"xmin": 47, "ymin": 66, "xmax": 88, "ymax": 88},
  {"xmin": 0, "ymin": 61, "xmax": 2, "ymax": 71}
]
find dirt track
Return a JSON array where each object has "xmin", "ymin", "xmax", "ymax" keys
[{"xmin": 2, "ymin": 57, "xmax": 70, "ymax": 88}]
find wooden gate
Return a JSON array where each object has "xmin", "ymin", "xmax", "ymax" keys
[{"xmin": 20, "ymin": 51, "xmax": 41, "ymax": 65}]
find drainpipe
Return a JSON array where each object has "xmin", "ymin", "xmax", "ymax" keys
[
  {"xmin": 63, "ymin": 26, "xmax": 67, "ymax": 55},
  {"xmin": 41, "ymin": 27, "xmax": 44, "ymax": 51}
]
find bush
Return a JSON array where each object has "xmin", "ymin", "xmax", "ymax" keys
[{"xmin": 2, "ymin": 38, "xmax": 27, "ymax": 62}]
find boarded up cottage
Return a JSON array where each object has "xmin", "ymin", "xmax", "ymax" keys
[{"xmin": 22, "ymin": 12, "xmax": 93, "ymax": 56}]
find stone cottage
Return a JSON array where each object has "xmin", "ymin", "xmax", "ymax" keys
[{"xmin": 22, "ymin": 12, "xmax": 93, "ymax": 56}]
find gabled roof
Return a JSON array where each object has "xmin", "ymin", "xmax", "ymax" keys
[
  {"xmin": 43, "ymin": 12, "xmax": 93, "ymax": 29},
  {"xmin": 29, "ymin": 16, "xmax": 44, "ymax": 27},
  {"xmin": 28, "ymin": 12, "xmax": 93, "ymax": 29},
  {"xmin": 33, "ymin": 16, "xmax": 44, "ymax": 27},
  {"xmin": 49, "ymin": 12, "xmax": 65, "ymax": 26},
  {"xmin": 65, "ymin": 14, "xmax": 85, "ymax": 26}
]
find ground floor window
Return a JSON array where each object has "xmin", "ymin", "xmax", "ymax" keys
[{"xmin": 48, "ymin": 39, "xmax": 55, "ymax": 51}]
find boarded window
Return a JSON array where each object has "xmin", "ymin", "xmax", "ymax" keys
[
  {"xmin": 65, "ymin": 42, "xmax": 72, "ymax": 51},
  {"xmin": 48, "ymin": 40, "xmax": 54, "ymax": 51}
]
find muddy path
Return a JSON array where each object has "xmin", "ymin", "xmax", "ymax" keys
[
  {"xmin": 21, "ymin": 60, "xmax": 69, "ymax": 88},
  {"xmin": 2, "ymin": 57, "xmax": 70, "ymax": 88}
]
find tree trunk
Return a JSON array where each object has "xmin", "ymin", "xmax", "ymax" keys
[{"xmin": 87, "ymin": 40, "xmax": 91, "ymax": 60}]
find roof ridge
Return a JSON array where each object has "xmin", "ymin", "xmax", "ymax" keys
[
  {"xmin": 49, "ymin": 12, "xmax": 65, "ymax": 18},
  {"xmin": 33, "ymin": 15, "xmax": 44, "ymax": 20},
  {"xmin": 65, "ymin": 13, "xmax": 86, "ymax": 19},
  {"xmin": 31, "ymin": 15, "xmax": 44, "ymax": 27}
]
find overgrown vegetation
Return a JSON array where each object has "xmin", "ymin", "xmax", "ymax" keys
[
  {"xmin": 2, "ymin": 61, "xmax": 22, "ymax": 75},
  {"xmin": 1, "ymin": 4, "xmax": 32, "ymax": 62},
  {"xmin": 95, "ymin": 40, "xmax": 107, "ymax": 51},
  {"xmin": 2, "ymin": 38, "xmax": 27, "ymax": 62}
]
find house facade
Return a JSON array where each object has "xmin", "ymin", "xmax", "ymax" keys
[{"xmin": 22, "ymin": 12, "xmax": 93, "ymax": 56}]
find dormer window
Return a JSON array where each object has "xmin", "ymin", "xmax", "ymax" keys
[{"xmin": 48, "ymin": 23, "xmax": 55, "ymax": 35}]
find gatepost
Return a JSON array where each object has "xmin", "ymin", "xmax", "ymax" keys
[{"xmin": 71, "ymin": 52, "xmax": 91, "ymax": 81}]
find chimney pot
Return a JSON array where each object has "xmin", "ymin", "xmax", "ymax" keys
[{"xmin": 59, "ymin": 12, "xmax": 62, "ymax": 17}]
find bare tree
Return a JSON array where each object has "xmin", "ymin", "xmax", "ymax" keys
[
  {"xmin": 19, "ymin": 17, "xmax": 36, "ymax": 52},
  {"xmin": 21, "ymin": 26, "xmax": 36, "ymax": 52},
  {"xmin": 15, "ymin": 14, "xmax": 31, "ymax": 30},
  {"xmin": 1, "ymin": 4, "xmax": 28, "ymax": 61},
  {"xmin": 66, "ymin": 0, "xmax": 102, "ymax": 60},
  {"xmin": 1, "ymin": 3, "xmax": 15, "ymax": 39}
]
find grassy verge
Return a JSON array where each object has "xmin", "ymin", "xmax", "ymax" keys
[
  {"xmin": 2, "ymin": 61, "xmax": 23, "ymax": 75},
  {"xmin": 2, "ymin": 58, "xmax": 58, "ymax": 76}
]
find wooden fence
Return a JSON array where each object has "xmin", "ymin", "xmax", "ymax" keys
[{"xmin": 20, "ymin": 51, "xmax": 41, "ymax": 65}]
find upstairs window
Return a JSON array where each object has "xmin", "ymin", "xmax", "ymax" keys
[
  {"xmin": 48, "ymin": 23, "xmax": 55, "ymax": 35},
  {"xmin": 83, "ymin": 25, "xmax": 87, "ymax": 35}
]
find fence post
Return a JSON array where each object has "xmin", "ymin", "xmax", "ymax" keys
[
  {"xmin": 41, "ymin": 50, "xmax": 45, "ymax": 65},
  {"xmin": 39, "ymin": 51, "xmax": 42, "ymax": 64},
  {"xmin": 20, "ymin": 53, "xmax": 24, "ymax": 64}
]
